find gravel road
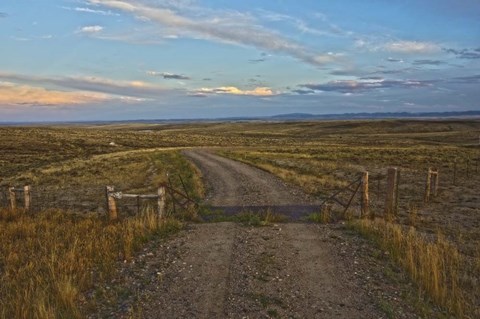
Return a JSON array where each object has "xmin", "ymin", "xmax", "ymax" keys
[
  {"xmin": 88, "ymin": 150, "xmax": 423, "ymax": 319},
  {"xmin": 183, "ymin": 149, "xmax": 320, "ymax": 217}
]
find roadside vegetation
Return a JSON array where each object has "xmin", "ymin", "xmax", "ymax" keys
[
  {"xmin": 0, "ymin": 140, "xmax": 201, "ymax": 318},
  {"xmin": 0, "ymin": 208, "xmax": 182, "ymax": 319}
]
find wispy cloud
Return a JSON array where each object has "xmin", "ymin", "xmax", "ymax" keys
[
  {"xmin": 383, "ymin": 41, "xmax": 440, "ymax": 53},
  {"xmin": 195, "ymin": 86, "xmax": 274, "ymax": 96},
  {"xmin": 451, "ymin": 74, "xmax": 480, "ymax": 83},
  {"xmin": 87, "ymin": 0, "xmax": 337, "ymax": 67},
  {"xmin": 386, "ymin": 57, "xmax": 404, "ymax": 63},
  {"xmin": 0, "ymin": 81, "xmax": 110, "ymax": 106},
  {"xmin": 0, "ymin": 12, "xmax": 8, "ymax": 18},
  {"xmin": 147, "ymin": 71, "xmax": 191, "ymax": 80},
  {"xmin": 356, "ymin": 39, "xmax": 440, "ymax": 54},
  {"xmin": 74, "ymin": 6, "xmax": 118, "ymax": 16},
  {"xmin": 0, "ymin": 72, "xmax": 173, "ymax": 99},
  {"xmin": 77, "ymin": 25, "xmax": 104, "ymax": 34},
  {"xmin": 258, "ymin": 10, "xmax": 329, "ymax": 37},
  {"xmin": 443, "ymin": 47, "xmax": 480, "ymax": 59},
  {"xmin": 412, "ymin": 59, "xmax": 446, "ymax": 66},
  {"xmin": 248, "ymin": 52, "xmax": 271, "ymax": 64},
  {"xmin": 10, "ymin": 36, "xmax": 30, "ymax": 42},
  {"xmin": 299, "ymin": 78, "xmax": 435, "ymax": 94}
]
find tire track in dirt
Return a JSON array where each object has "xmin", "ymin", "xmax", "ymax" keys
[{"xmin": 140, "ymin": 223, "xmax": 237, "ymax": 318}]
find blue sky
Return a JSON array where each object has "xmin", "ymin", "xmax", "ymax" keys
[{"xmin": 0, "ymin": 0, "xmax": 479, "ymax": 121}]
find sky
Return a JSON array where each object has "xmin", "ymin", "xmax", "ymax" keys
[{"xmin": 0, "ymin": 0, "xmax": 479, "ymax": 121}]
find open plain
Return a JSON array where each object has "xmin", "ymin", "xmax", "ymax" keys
[{"xmin": 1, "ymin": 119, "xmax": 479, "ymax": 318}]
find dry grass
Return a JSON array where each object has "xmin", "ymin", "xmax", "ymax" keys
[
  {"xmin": 351, "ymin": 218, "xmax": 470, "ymax": 317},
  {"xmin": 0, "ymin": 137, "xmax": 200, "ymax": 319},
  {"xmin": 0, "ymin": 207, "xmax": 182, "ymax": 319},
  {"xmin": 1, "ymin": 119, "xmax": 478, "ymax": 318}
]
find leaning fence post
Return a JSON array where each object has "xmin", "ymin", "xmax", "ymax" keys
[
  {"xmin": 394, "ymin": 169, "xmax": 401, "ymax": 215},
  {"xmin": 453, "ymin": 158, "xmax": 457, "ymax": 185},
  {"xmin": 384, "ymin": 168, "xmax": 397, "ymax": 218},
  {"xmin": 432, "ymin": 170, "xmax": 439, "ymax": 197},
  {"xmin": 424, "ymin": 168, "xmax": 432, "ymax": 203},
  {"xmin": 8, "ymin": 187, "xmax": 16, "ymax": 210},
  {"xmin": 23, "ymin": 185, "xmax": 31, "ymax": 211},
  {"xmin": 158, "ymin": 186, "xmax": 166, "ymax": 219},
  {"xmin": 105, "ymin": 186, "xmax": 118, "ymax": 221},
  {"xmin": 361, "ymin": 171, "xmax": 369, "ymax": 218},
  {"xmin": 466, "ymin": 158, "xmax": 470, "ymax": 178}
]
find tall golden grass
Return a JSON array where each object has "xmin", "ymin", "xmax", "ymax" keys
[
  {"xmin": 351, "ymin": 218, "xmax": 467, "ymax": 317},
  {"xmin": 0, "ymin": 208, "xmax": 182, "ymax": 319}
]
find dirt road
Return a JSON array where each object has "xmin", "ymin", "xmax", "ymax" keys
[
  {"xmin": 183, "ymin": 149, "xmax": 319, "ymax": 217},
  {"xmin": 90, "ymin": 150, "xmax": 420, "ymax": 318}
]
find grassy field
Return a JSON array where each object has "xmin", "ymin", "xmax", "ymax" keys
[
  {"xmin": 0, "ymin": 119, "xmax": 479, "ymax": 318},
  {"xmin": 0, "ymin": 131, "xmax": 202, "ymax": 318}
]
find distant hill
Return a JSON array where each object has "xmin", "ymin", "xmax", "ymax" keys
[
  {"xmin": 267, "ymin": 110, "xmax": 480, "ymax": 121},
  {"xmin": 1, "ymin": 110, "xmax": 479, "ymax": 125}
]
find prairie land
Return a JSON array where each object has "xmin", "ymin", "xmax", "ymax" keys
[{"xmin": 0, "ymin": 119, "xmax": 479, "ymax": 318}]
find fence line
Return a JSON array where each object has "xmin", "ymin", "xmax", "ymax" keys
[{"xmin": 1, "ymin": 156, "xmax": 477, "ymax": 220}]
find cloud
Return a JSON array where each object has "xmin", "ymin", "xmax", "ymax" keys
[
  {"xmin": 0, "ymin": 12, "xmax": 8, "ymax": 18},
  {"xmin": 258, "ymin": 10, "xmax": 328, "ymax": 37},
  {"xmin": 370, "ymin": 68, "xmax": 414, "ymax": 75},
  {"xmin": 299, "ymin": 78, "xmax": 435, "ymax": 93},
  {"xmin": 0, "ymin": 82, "xmax": 109, "ymax": 106},
  {"xmin": 386, "ymin": 57, "xmax": 404, "ymax": 63},
  {"xmin": 74, "ymin": 7, "xmax": 118, "ymax": 16},
  {"xmin": 195, "ymin": 86, "xmax": 274, "ymax": 96},
  {"xmin": 292, "ymin": 89, "xmax": 315, "ymax": 95},
  {"xmin": 329, "ymin": 69, "xmax": 359, "ymax": 76},
  {"xmin": 0, "ymin": 72, "xmax": 172, "ymax": 99},
  {"xmin": 77, "ymin": 25, "xmax": 104, "ymax": 34},
  {"xmin": 11, "ymin": 36, "xmax": 30, "ymax": 42},
  {"xmin": 87, "ymin": 0, "xmax": 337, "ymax": 67},
  {"xmin": 451, "ymin": 75, "xmax": 480, "ymax": 83},
  {"xmin": 249, "ymin": 58, "xmax": 266, "ymax": 63},
  {"xmin": 383, "ymin": 41, "xmax": 440, "ymax": 53},
  {"xmin": 443, "ymin": 48, "xmax": 480, "ymax": 59},
  {"xmin": 147, "ymin": 71, "xmax": 191, "ymax": 80},
  {"xmin": 412, "ymin": 59, "xmax": 446, "ymax": 66}
]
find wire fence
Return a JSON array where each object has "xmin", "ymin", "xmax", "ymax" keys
[
  {"xmin": 0, "ymin": 156, "xmax": 478, "ymax": 220},
  {"xmin": 0, "ymin": 185, "xmax": 165, "ymax": 216}
]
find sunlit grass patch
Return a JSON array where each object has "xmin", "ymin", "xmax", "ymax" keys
[
  {"xmin": 350, "ymin": 218, "xmax": 469, "ymax": 318},
  {"xmin": 0, "ymin": 208, "xmax": 182, "ymax": 319}
]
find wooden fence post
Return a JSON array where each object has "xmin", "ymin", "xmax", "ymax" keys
[
  {"xmin": 23, "ymin": 185, "xmax": 31, "ymax": 211},
  {"xmin": 384, "ymin": 168, "xmax": 397, "ymax": 217},
  {"xmin": 377, "ymin": 177, "xmax": 381, "ymax": 196},
  {"xmin": 105, "ymin": 186, "xmax": 117, "ymax": 221},
  {"xmin": 361, "ymin": 171, "xmax": 369, "ymax": 218},
  {"xmin": 136, "ymin": 196, "xmax": 141, "ymax": 215},
  {"xmin": 453, "ymin": 159, "xmax": 457, "ymax": 185},
  {"xmin": 158, "ymin": 186, "xmax": 166, "ymax": 219},
  {"xmin": 8, "ymin": 187, "xmax": 16, "ymax": 210},
  {"xmin": 424, "ymin": 168, "xmax": 432, "ymax": 203},
  {"xmin": 321, "ymin": 202, "xmax": 332, "ymax": 223},
  {"xmin": 432, "ymin": 170, "xmax": 439, "ymax": 197},
  {"xmin": 394, "ymin": 169, "xmax": 401, "ymax": 215},
  {"xmin": 466, "ymin": 158, "xmax": 470, "ymax": 178}
]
